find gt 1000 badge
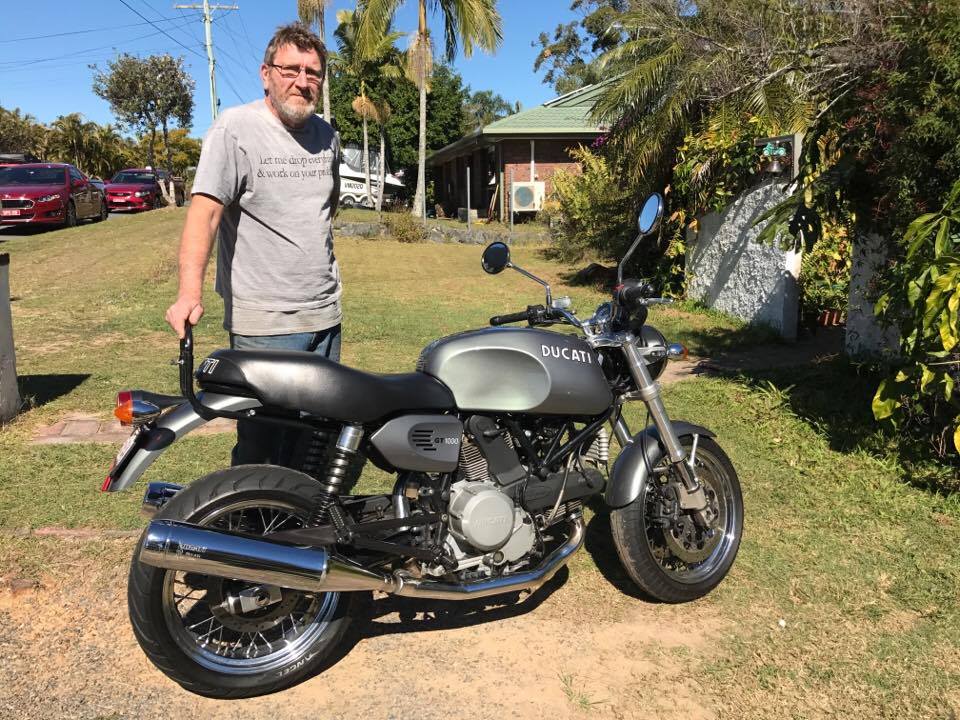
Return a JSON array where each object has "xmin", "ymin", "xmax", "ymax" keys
[{"xmin": 541, "ymin": 344, "xmax": 593, "ymax": 364}]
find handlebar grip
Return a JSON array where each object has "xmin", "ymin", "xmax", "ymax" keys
[
  {"xmin": 489, "ymin": 310, "xmax": 531, "ymax": 326},
  {"xmin": 616, "ymin": 280, "xmax": 656, "ymax": 309}
]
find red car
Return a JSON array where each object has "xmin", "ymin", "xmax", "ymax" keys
[
  {"xmin": 0, "ymin": 163, "xmax": 107, "ymax": 227},
  {"xmin": 104, "ymin": 169, "xmax": 166, "ymax": 212}
]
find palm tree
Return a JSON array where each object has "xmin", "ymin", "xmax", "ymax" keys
[
  {"xmin": 49, "ymin": 114, "xmax": 95, "ymax": 169},
  {"xmin": 88, "ymin": 124, "xmax": 127, "ymax": 179},
  {"xmin": 372, "ymin": 98, "xmax": 392, "ymax": 219},
  {"xmin": 298, "ymin": 0, "xmax": 333, "ymax": 123},
  {"xmin": 333, "ymin": 9, "xmax": 403, "ymax": 207},
  {"xmin": 357, "ymin": 0, "xmax": 502, "ymax": 217}
]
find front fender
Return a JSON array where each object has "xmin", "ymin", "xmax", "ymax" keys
[
  {"xmin": 104, "ymin": 393, "xmax": 259, "ymax": 492},
  {"xmin": 604, "ymin": 421, "xmax": 716, "ymax": 508}
]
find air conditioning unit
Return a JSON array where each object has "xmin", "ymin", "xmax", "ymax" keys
[{"xmin": 511, "ymin": 181, "xmax": 545, "ymax": 213}]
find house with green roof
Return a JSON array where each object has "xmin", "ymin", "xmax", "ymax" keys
[{"xmin": 428, "ymin": 82, "xmax": 610, "ymax": 222}]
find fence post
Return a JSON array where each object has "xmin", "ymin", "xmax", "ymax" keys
[
  {"xmin": 0, "ymin": 253, "xmax": 20, "ymax": 423},
  {"xmin": 466, "ymin": 165, "xmax": 471, "ymax": 240}
]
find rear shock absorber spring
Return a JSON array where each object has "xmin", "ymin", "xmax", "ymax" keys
[{"xmin": 309, "ymin": 424, "xmax": 363, "ymax": 527}]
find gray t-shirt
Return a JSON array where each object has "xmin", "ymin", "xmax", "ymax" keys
[{"xmin": 192, "ymin": 99, "xmax": 341, "ymax": 335}]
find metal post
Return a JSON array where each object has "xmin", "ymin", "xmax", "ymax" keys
[
  {"xmin": 0, "ymin": 254, "xmax": 20, "ymax": 423},
  {"xmin": 466, "ymin": 165, "xmax": 471, "ymax": 240},
  {"xmin": 174, "ymin": 1, "xmax": 238, "ymax": 123},
  {"xmin": 509, "ymin": 169, "xmax": 514, "ymax": 239}
]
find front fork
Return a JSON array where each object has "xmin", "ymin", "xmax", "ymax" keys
[{"xmin": 615, "ymin": 336, "xmax": 711, "ymax": 526}]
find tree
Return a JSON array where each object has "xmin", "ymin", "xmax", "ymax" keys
[
  {"xmin": 328, "ymin": 62, "xmax": 469, "ymax": 198},
  {"xmin": 0, "ymin": 106, "xmax": 47, "ymax": 157},
  {"xmin": 136, "ymin": 128, "xmax": 201, "ymax": 175},
  {"xmin": 372, "ymin": 98, "xmax": 392, "ymax": 218},
  {"xmin": 462, "ymin": 88, "xmax": 515, "ymax": 132},
  {"xmin": 357, "ymin": 0, "xmax": 502, "ymax": 216},
  {"xmin": 148, "ymin": 54, "xmax": 195, "ymax": 200},
  {"xmin": 298, "ymin": 0, "xmax": 333, "ymax": 122},
  {"xmin": 48, "ymin": 114, "xmax": 96, "ymax": 171},
  {"xmin": 332, "ymin": 8, "xmax": 403, "ymax": 206},
  {"xmin": 92, "ymin": 53, "xmax": 194, "ymax": 198},
  {"xmin": 533, "ymin": 0, "xmax": 628, "ymax": 95}
]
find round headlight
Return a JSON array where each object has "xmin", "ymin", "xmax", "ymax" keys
[
  {"xmin": 637, "ymin": 325, "xmax": 668, "ymax": 380},
  {"xmin": 134, "ymin": 191, "xmax": 148, "ymax": 197},
  {"xmin": 37, "ymin": 193, "xmax": 62, "ymax": 203}
]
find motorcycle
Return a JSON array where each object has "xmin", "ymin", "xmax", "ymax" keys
[{"xmin": 102, "ymin": 193, "xmax": 743, "ymax": 698}]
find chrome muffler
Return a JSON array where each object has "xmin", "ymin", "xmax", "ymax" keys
[
  {"xmin": 139, "ymin": 516, "xmax": 585, "ymax": 600},
  {"xmin": 139, "ymin": 520, "xmax": 394, "ymax": 593}
]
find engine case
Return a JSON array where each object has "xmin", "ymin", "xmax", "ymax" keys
[{"xmin": 417, "ymin": 327, "xmax": 612, "ymax": 416}]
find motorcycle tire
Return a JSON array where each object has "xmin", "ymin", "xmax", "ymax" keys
[
  {"xmin": 610, "ymin": 436, "xmax": 743, "ymax": 603},
  {"xmin": 127, "ymin": 464, "xmax": 355, "ymax": 698}
]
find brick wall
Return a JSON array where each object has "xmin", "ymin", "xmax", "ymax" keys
[{"xmin": 501, "ymin": 139, "xmax": 589, "ymax": 213}]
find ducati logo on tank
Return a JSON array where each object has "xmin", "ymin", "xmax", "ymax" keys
[{"xmin": 541, "ymin": 344, "xmax": 593, "ymax": 364}]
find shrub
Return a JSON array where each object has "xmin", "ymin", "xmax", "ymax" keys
[{"xmin": 383, "ymin": 212, "xmax": 427, "ymax": 243}]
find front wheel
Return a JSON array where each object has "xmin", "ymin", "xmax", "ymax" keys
[
  {"xmin": 611, "ymin": 436, "xmax": 743, "ymax": 603},
  {"xmin": 127, "ymin": 465, "xmax": 354, "ymax": 698}
]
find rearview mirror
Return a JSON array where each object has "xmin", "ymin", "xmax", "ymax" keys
[
  {"xmin": 637, "ymin": 193, "xmax": 664, "ymax": 235},
  {"xmin": 481, "ymin": 242, "xmax": 511, "ymax": 274}
]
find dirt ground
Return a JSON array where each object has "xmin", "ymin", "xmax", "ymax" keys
[{"xmin": 0, "ymin": 534, "xmax": 725, "ymax": 720}]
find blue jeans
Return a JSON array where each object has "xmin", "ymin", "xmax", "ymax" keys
[{"xmin": 229, "ymin": 325, "xmax": 342, "ymax": 467}]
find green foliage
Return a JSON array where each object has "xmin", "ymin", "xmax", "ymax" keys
[
  {"xmin": 461, "ymin": 89, "xmax": 516, "ymax": 133},
  {"xmin": 329, "ymin": 64, "xmax": 468, "ymax": 188},
  {"xmin": 872, "ymin": 180, "xmax": 960, "ymax": 462},
  {"xmin": 547, "ymin": 146, "xmax": 633, "ymax": 262},
  {"xmin": 533, "ymin": 0, "xmax": 629, "ymax": 95},
  {"xmin": 383, "ymin": 211, "xmax": 427, "ymax": 243},
  {"xmin": 800, "ymin": 223, "xmax": 852, "ymax": 315},
  {"xmin": 91, "ymin": 53, "xmax": 194, "ymax": 172}
]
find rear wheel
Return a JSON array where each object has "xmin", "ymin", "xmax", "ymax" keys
[
  {"xmin": 94, "ymin": 195, "xmax": 108, "ymax": 222},
  {"xmin": 611, "ymin": 436, "xmax": 742, "ymax": 603},
  {"xmin": 128, "ymin": 465, "xmax": 354, "ymax": 698}
]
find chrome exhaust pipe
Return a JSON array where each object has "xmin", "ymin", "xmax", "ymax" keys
[
  {"xmin": 141, "ymin": 482, "xmax": 183, "ymax": 518},
  {"xmin": 139, "ymin": 520, "xmax": 393, "ymax": 594},
  {"xmin": 390, "ymin": 516, "xmax": 584, "ymax": 600},
  {"xmin": 139, "ymin": 515, "xmax": 585, "ymax": 601}
]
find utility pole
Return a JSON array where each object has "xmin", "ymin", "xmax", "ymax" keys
[{"xmin": 174, "ymin": 0, "xmax": 238, "ymax": 122}]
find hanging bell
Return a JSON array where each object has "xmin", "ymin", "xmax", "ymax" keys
[{"xmin": 764, "ymin": 158, "xmax": 785, "ymax": 175}]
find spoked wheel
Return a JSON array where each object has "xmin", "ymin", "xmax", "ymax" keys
[
  {"xmin": 128, "ymin": 466, "xmax": 354, "ymax": 698},
  {"xmin": 611, "ymin": 436, "xmax": 743, "ymax": 603}
]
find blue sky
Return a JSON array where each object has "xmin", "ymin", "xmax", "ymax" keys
[{"xmin": 0, "ymin": 1, "xmax": 582, "ymax": 137}]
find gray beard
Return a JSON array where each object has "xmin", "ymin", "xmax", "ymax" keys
[{"xmin": 272, "ymin": 96, "xmax": 315, "ymax": 128}]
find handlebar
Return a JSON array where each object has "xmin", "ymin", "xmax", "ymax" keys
[
  {"xmin": 490, "ymin": 309, "xmax": 534, "ymax": 326},
  {"xmin": 489, "ymin": 304, "xmax": 566, "ymax": 327}
]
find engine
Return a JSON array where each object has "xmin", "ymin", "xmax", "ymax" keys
[{"xmin": 426, "ymin": 419, "xmax": 608, "ymax": 579}]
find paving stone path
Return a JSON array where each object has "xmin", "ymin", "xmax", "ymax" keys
[{"xmin": 31, "ymin": 412, "xmax": 234, "ymax": 445}]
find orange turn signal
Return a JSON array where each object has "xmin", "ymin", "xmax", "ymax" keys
[{"xmin": 114, "ymin": 391, "xmax": 134, "ymax": 426}]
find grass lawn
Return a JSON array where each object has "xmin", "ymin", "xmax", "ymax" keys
[{"xmin": 1, "ymin": 207, "xmax": 958, "ymax": 717}]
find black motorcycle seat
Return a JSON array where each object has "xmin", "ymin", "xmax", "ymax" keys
[{"xmin": 196, "ymin": 348, "xmax": 456, "ymax": 423}]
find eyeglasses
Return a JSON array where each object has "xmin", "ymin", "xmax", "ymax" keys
[{"xmin": 268, "ymin": 63, "xmax": 323, "ymax": 84}]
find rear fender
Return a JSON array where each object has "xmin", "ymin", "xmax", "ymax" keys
[
  {"xmin": 604, "ymin": 421, "xmax": 716, "ymax": 509},
  {"xmin": 104, "ymin": 393, "xmax": 259, "ymax": 492}
]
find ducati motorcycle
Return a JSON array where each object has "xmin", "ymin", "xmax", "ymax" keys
[{"xmin": 102, "ymin": 193, "xmax": 743, "ymax": 698}]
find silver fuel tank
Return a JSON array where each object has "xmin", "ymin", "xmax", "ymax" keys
[{"xmin": 417, "ymin": 327, "xmax": 612, "ymax": 416}]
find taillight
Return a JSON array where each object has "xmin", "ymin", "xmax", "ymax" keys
[{"xmin": 114, "ymin": 390, "xmax": 134, "ymax": 425}]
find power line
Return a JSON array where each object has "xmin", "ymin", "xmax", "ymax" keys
[
  {"xmin": 116, "ymin": 0, "xmax": 206, "ymax": 59},
  {"xmin": 0, "ymin": 16, "xmax": 201, "ymax": 44},
  {"xmin": 0, "ymin": 18, "xmax": 202, "ymax": 69},
  {"xmin": 234, "ymin": 8, "xmax": 261, "ymax": 65}
]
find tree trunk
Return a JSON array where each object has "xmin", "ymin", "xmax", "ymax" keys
[
  {"xmin": 413, "ymin": 77, "xmax": 427, "ymax": 218},
  {"xmin": 377, "ymin": 125, "xmax": 386, "ymax": 220},
  {"xmin": 320, "ymin": 11, "xmax": 331, "ymax": 123},
  {"xmin": 147, "ymin": 127, "xmax": 157, "ymax": 171},
  {"xmin": 362, "ymin": 115, "xmax": 371, "ymax": 208},
  {"xmin": 158, "ymin": 120, "xmax": 173, "ymax": 205}
]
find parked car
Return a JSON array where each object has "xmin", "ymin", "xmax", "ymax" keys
[
  {"xmin": 0, "ymin": 163, "xmax": 108, "ymax": 227},
  {"xmin": 105, "ymin": 168, "xmax": 184, "ymax": 212}
]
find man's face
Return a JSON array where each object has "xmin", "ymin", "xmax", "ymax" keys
[{"xmin": 260, "ymin": 43, "xmax": 323, "ymax": 128}]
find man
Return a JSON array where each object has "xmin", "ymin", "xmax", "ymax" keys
[{"xmin": 165, "ymin": 23, "xmax": 341, "ymax": 465}]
